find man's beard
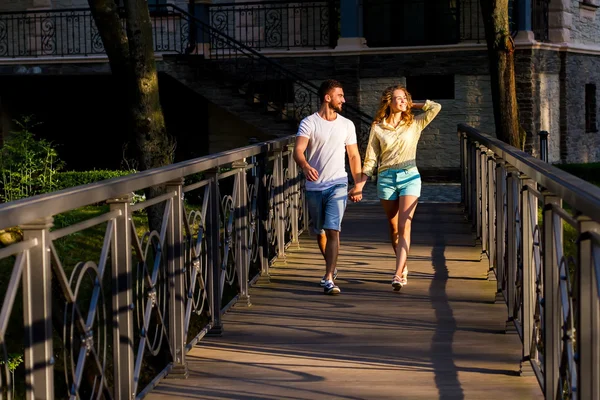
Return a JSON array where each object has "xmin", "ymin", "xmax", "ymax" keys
[{"xmin": 331, "ymin": 103, "xmax": 343, "ymax": 113}]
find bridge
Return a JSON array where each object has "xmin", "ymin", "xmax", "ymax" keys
[
  {"xmin": 0, "ymin": 3, "xmax": 598, "ymax": 399},
  {"xmin": 0, "ymin": 124, "xmax": 598, "ymax": 399}
]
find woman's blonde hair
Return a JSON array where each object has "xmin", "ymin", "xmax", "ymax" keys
[{"xmin": 372, "ymin": 85, "xmax": 414, "ymax": 127}]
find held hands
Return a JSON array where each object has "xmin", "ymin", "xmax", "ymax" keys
[
  {"xmin": 302, "ymin": 164, "xmax": 319, "ymax": 181},
  {"xmin": 348, "ymin": 173, "xmax": 368, "ymax": 203},
  {"xmin": 348, "ymin": 187, "xmax": 362, "ymax": 203}
]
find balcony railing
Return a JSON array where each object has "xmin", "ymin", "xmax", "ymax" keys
[
  {"xmin": 208, "ymin": 0, "xmax": 338, "ymax": 50},
  {"xmin": 0, "ymin": 0, "xmax": 551, "ymax": 58}
]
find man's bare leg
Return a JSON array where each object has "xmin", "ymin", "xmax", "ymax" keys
[
  {"xmin": 323, "ymin": 229, "xmax": 340, "ymax": 281},
  {"xmin": 317, "ymin": 232, "xmax": 326, "ymax": 259}
]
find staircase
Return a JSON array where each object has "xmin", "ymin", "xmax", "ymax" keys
[{"xmin": 157, "ymin": 5, "xmax": 373, "ymax": 146}]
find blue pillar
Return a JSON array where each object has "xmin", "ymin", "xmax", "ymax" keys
[
  {"xmin": 340, "ymin": 0, "xmax": 362, "ymax": 38},
  {"xmin": 337, "ymin": 0, "xmax": 366, "ymax": 48},
  {"xmin": 517, "ymin": 0, "xmax": 532, "ymax": 31}
]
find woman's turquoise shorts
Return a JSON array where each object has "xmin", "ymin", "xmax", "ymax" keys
[{"xmin": 377, "ymin": 167, "xmax": 422, "ymax": 200}]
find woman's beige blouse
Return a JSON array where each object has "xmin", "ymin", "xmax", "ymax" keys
[{"xmin": 362, "ymin": 100, "xmax": 442, "ymax": 177}]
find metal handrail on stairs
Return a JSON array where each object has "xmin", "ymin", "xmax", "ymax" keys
[{"xmin": 164, "ymin": 4, "xmax": 373, "ymax": 151}]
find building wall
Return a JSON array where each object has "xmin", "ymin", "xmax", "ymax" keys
[
  {"xmin": 569, "ymin": 0, "xmax": 600, "ymax": 45},
  {"xmin": 563, "ymin": 52, "xmax": 600, "ymax": 163}
]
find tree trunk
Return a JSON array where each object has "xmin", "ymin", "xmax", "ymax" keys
[
  {"xmin": 480, "ymin": 0, "xmax": 523, "ymax": 148},
  {"xmin": 88, "ymin": 0, "xmax": 175, "ymax": 231}
]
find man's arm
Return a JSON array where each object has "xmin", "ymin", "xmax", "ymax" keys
[{"xmin": 293, "ymin": 136, "xmax": 319, "ymax": 181}]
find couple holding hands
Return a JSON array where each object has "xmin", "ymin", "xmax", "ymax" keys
[{"xmin": 293, "ymin": 79, "xmax": 441, "ymax": 295}]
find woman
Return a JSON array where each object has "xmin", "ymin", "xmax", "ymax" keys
[{"xmin": 351, "ymin": 85, "xmax": 441, "ymax": 290}]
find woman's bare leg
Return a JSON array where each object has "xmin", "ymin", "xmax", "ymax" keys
[{"xmin": 393, "ymin": 196, "xmax": 418, "ymax": 278}]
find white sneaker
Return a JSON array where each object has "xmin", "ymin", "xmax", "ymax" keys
[{"xmin": 319, "ymin": 268, "xmax": 338, "ymax": 286}]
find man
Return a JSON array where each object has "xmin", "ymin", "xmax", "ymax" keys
[{"xmin": 293, "ymin": 79, "xmax": 363, "ymax": 295}]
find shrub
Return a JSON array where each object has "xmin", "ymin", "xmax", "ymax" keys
[
  {"xmin": 54, "ymin": 170, "xmax": 136, "ymax": 191},
  {"xmin": 0, "ymin": 116, "xmax": 64, "ymax": 202}
]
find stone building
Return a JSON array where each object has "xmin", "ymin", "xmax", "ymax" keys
[{"xmin": 0, "ymin": 0, "xmax": 598, "ymax": 177}]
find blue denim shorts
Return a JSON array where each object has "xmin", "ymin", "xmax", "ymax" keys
[
  {"xmin": 305, "ymin": 183, "xmax": 348, "ymax": 235},
  {"xmin": 377, "ymin": 167, "xmax": 422, "ymax": 200}
]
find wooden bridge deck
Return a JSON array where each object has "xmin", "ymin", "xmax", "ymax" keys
[{"xmin": 147, "ymin": 202, "xmax": 543, "ymax": 399}]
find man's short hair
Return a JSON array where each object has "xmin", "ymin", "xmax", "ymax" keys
[{"xmin": 318, "ymin": 79, "xmax": 343, "ymax": 103}]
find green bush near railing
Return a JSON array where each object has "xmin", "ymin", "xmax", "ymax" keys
[
  {"xmin": 53, "ymin": 170, "xmax": 137, "ymax": 191},
  {"xmin": 0, "ymin": 116, "xmax": 64, "ymax": 203}
]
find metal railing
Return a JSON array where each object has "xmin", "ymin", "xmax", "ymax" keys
[
  {"xmin": 458, "ymin": 123, "xmax": 600, "ymax": 399},
  {"xmin": 161, "ymin": 4, "xmax": 373, "ymax": 153},
  {"xmin": 207, "ymin": 0, "xmax": 338, "ymax": 50},
  {"xmin": 0, "ymin": 136, "xmax": 306, "ymax": 398},
  {"xmin": 0, "ymin": 0, "xmax": 550, "ymax": 60},
  {"xmin": 0, "ymin": 7, "xmax": 192, "ymax": 57}
]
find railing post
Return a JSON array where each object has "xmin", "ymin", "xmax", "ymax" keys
[
  {"xmin": 469, "ymin": 141, "xmax": 478, "ymax": 228},
  {"xmin": 577, "ymin": 218, "xmax": 600, "ymax": 400},
  {"xmin": 21, "ymin": 217, "xmax": 54, "ymax": 400},
  {"xmin": 465, "ymin": 139, "xmax": 472, "ymax": 217},
  {"xmin": 233, "ymin": 159, "xmax": 251, "ymax": 306},
  {"xmin": 475, "ymin": 141, "xmax": 482, "ymax": 242},
  {"xmin": 487, "ymin": 151, "xmax": 496, "ymax": 280},
  {"xmin": 505, "ymin": 166, "xmax": 519, "ymax": 332},
  {"xmin": 106, "ymin": 194, "xmax": 135, "ymax": 400},
  {"xmin": 165, "ymin": 179, "xmax": 189, "ymax": 378},
  {"xmin": 494, "ymin": 160, "xmax": 506, "ymax": 303},
  {"xmin": 459, "ymin": 130, "xmax": 467, "ymax": 207},
  {"xmin": 274, "ymin": 148, "xmax": 286, "ymax": 259},
  {"xmin": 542, "ymin": 193, "xmax": 561, "ymax": 400},
  {"xmin": 256, "ymin": 152, "xmax": 271, "ymax": 284},
  {"xmin": 480, "ymin": 145, "xmax": 488, "ymax": 256},
  {"xmin": 206, "ymin": 169, "xmax": 223, "ymax": 336},
  {"xmin": 520, "ymin": 176, "xmax": 536, "ymax": 376},
  {"xmin": 287, "ymin": 144, "xmax": 300, "ymax": 246},
  {"xmin": 539, "ymin": 130, "xmax": 549, "ymax": 163}
]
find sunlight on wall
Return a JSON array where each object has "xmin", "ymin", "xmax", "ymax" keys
[{"xmin": 538, "ymin": 73, "xmax": 561, "ymax": 163}]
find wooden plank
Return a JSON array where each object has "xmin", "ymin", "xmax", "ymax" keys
[{"xmin": 146, "ymin": 203, "xmax": 542, "ymax": 399}]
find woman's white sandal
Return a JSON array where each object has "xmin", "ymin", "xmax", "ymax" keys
[{"xmin": 392, "ymin": 275, "xmax": 404, "ymax": 291}]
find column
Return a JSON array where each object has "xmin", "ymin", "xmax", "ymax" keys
[
  {"xmin": 514, "ymin": 0, "xmax": 535, "ymax": 42},
  {"xmin": 335, "ymin": 0, "xmax": 367, "ymax": 49}
]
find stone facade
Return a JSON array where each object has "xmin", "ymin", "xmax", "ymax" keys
[
  {"xmin": 563, "ymin": 52, "xmax": 600, "ymax": 162},
  {"xmin": 569, "ymin": 0, "xmax": 600, "ymax": 45}
]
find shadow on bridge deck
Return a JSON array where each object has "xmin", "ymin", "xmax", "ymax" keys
[{"xmin": 147, "ymin": 202, "xmax": 543, "ymax": 400}]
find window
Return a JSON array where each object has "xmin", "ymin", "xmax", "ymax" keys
[
  {"xmin": 406, "ymin": 75, "xmax": 455, "ymax": 100},
  {"xmin": 585, "ymin": 83, "xmax": 597, "ymax": 133},
  {"xmin": 363, "ymin": 0, "xmax": 459, "ymax": 47}
]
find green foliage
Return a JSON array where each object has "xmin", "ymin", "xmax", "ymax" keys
[
  {"xmin": 54, "ymin": 170, "xmax": 136, "ymax": 191},
  {"xmin": 0, "ymin": 353, "xmax": 23, "ymax": 373},
  {"xmin": 0, "ymin": 116, "xmax": 65, "ymax": 202}
]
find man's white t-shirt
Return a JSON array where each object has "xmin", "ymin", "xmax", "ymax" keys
[{"xmin": 297, "ymin": 112, "xmax": 357, "ymax": 191}]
